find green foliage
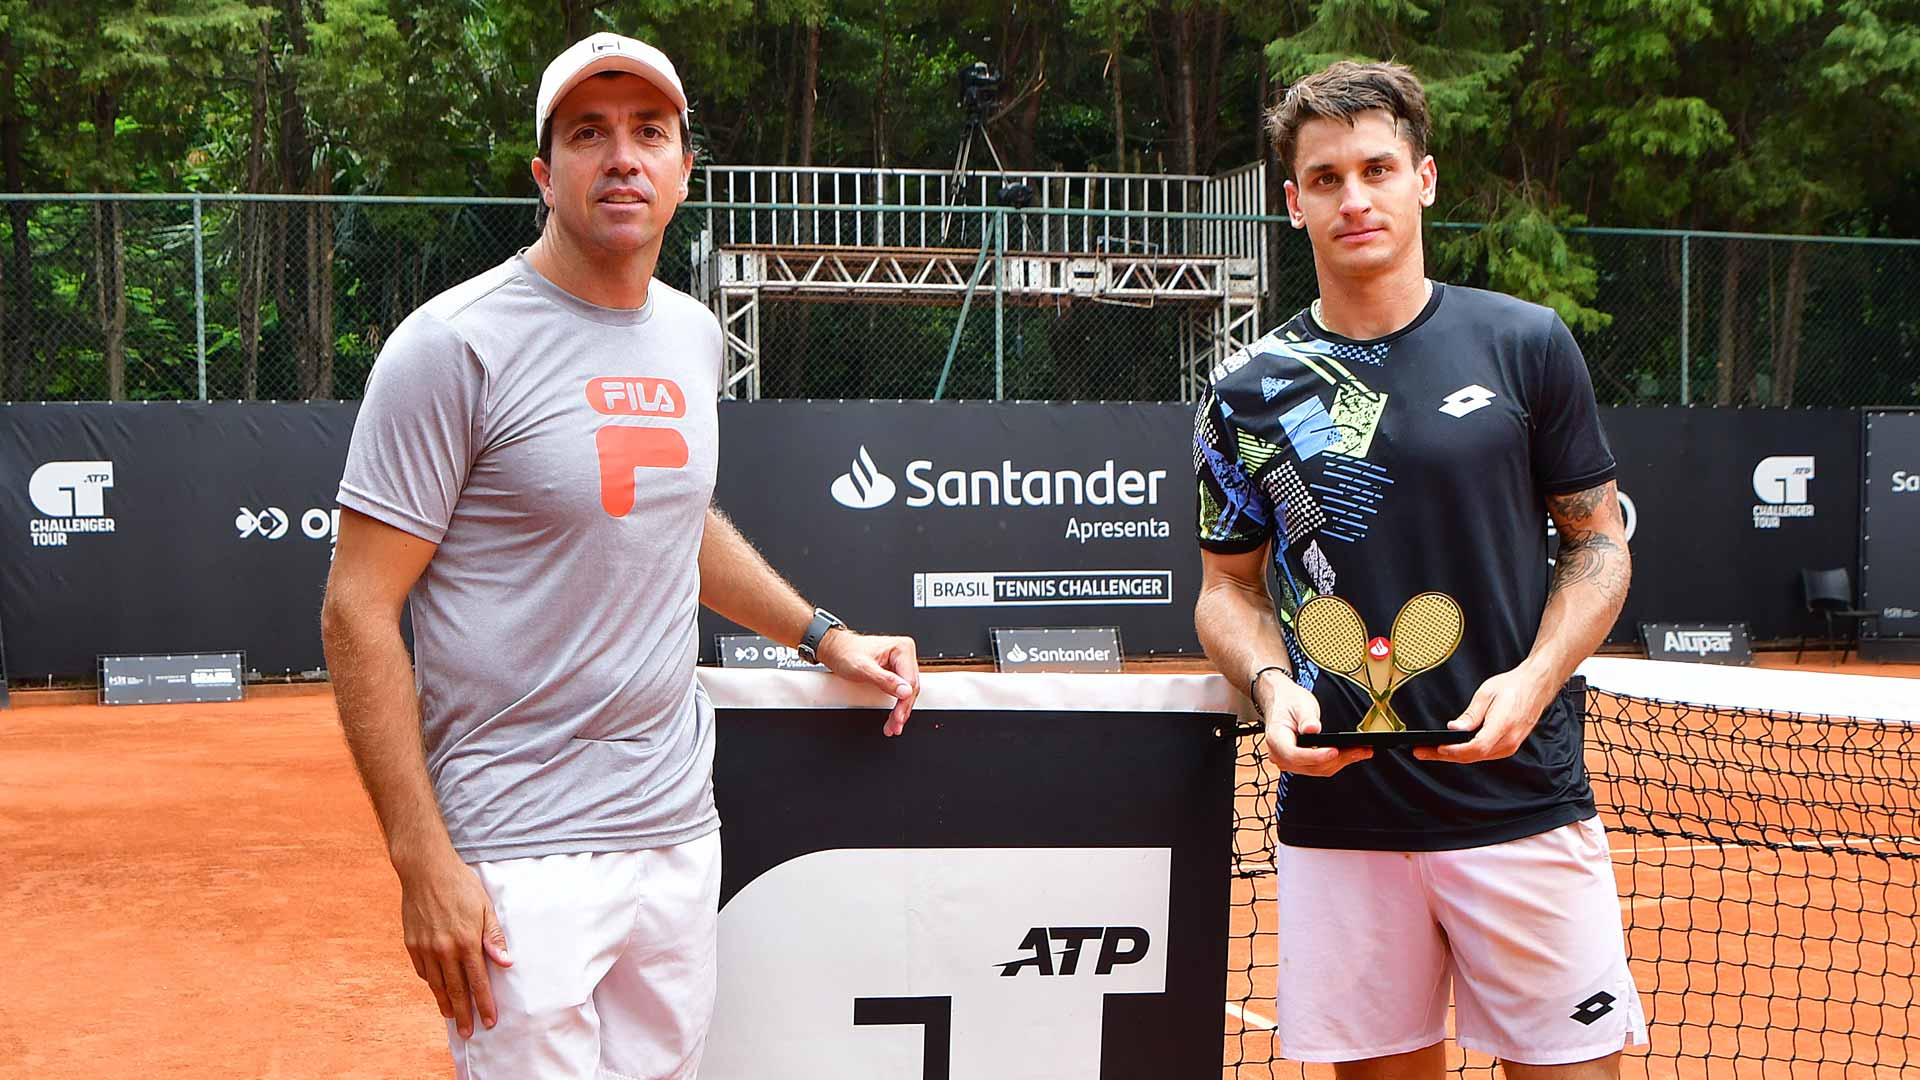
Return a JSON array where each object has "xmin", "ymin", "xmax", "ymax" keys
[{"xmin": 1, "ymin": 0, "xmax": 1915, "ymax": 404}]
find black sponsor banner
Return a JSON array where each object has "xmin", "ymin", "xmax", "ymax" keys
[
  {"xmin": 1863, "ymin": 410, "xmax": 1920, "ymax": 642},
  {"xmin": 99, "ymin": 651, "xmax": 246, "ymax": 705},
  {"xmin": 0, "ymin": 401, "xmax": 1873, "ymax": 678},
  {"xmin": 705, "ymin": 682, "xmax": 1233, "ymax": 1078},
  {"xmin": 701, "ymin": 402, "xmax": 1198, "ymax": 659},
  {"xmin": 1640, "ymin": 622, "xmax": 1754, "ymax": 665},
  {"xmin": 1, "ymin": 403, "xmax": 355, "ymax": 678},
  {"xmin": 1601, "ymin": 407, "xmax": 1860, "ymax": 643}
]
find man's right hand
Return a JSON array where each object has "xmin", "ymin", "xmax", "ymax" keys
[
  {"xmin": 1259, "ymin": 673, "xmax": 1373, "ymax": 777},
  {"xmin": 398, "ymin": 847, "xmax": 513, "ymax": 1039}
]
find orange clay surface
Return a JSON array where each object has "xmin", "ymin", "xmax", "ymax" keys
[{"xmin": 2, "ymin": 652, "xmax": 1915, "ymax": 1079}]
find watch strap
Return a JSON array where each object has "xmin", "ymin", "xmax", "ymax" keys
[{"xmin": 798, "ymin": 608, "xmax": 847, "ymax": 664}]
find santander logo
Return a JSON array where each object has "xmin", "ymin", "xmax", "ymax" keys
[{"xmin": 830, "ymin": 446, "xmax": 897, "ymax": 509}]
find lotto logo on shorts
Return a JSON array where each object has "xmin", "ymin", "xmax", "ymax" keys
[
  {"xmin": 1571, "ymin": 991, "xmax": 1617, "ymax": 1026},
  {"xmin": 586, "ymin": 376, "xmax": 685, "ymax": 417}
]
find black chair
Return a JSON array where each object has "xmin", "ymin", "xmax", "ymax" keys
[{"xmin": 1797, "ymin": 568, "xmax": 1876, "ymax": 664}]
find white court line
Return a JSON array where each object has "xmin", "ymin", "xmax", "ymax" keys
[{"xmin": 1225, "ymin": 1001, "xmax": 1278, "ymax": 1031}]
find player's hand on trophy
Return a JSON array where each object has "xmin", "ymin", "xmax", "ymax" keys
[{"xmin": 1259, "ymin": 671, "xmax": 1371, "ymax": 777}]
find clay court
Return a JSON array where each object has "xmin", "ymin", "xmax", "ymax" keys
[{"xmin": 4, "ymin": 654, "xmax": 1916, "ymax": 1079}]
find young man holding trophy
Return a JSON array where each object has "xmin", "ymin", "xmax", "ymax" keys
[{"xmin": 1193, "ymin": 61, "xmax": 1642, "ymax": 1078}]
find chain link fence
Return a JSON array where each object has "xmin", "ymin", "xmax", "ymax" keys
[{"xmin": 3, "ymin": 193, "xmax": 1916, "ymax": 406}]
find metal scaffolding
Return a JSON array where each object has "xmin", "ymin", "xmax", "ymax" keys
[{"xmin": 690, "ymin": 163, "xmax": 1271, "ymax": 402}]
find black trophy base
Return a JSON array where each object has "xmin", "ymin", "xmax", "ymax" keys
[{"xmin": 1295, "ymin": 729, "xmax": 1476, "ymax": 749}]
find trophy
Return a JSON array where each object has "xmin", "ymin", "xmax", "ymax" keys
[{"xmin": 1291, "ymin": 592, "xmax": 1469, "ymax": 747}]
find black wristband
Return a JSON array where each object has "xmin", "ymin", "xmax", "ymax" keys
[{"xmin": 1249, "ymin": 665, "xmax": 1290, "ymax": 716}]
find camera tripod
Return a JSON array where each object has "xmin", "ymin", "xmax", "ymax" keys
[{"xmin": 941, "ymin": 109, "xmax": 1010, "ymax": 242}]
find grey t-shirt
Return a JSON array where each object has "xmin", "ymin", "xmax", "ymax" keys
[{"xmin": 338, "ymin": 254, "xmax": 721, "ymax": 862}]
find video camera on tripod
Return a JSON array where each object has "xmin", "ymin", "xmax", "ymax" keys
[
  {"xmin": 945, "ymin": 61, "xmax": 1034, "ymax": 233},
  {"xmin": 957, "ymin": 62, "xmax": 1001, "ymax": 121}
]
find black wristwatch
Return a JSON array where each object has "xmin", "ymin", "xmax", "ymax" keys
[{"xmin": 797, "ymin": 607, "xmax": 847, "ymax": 664}]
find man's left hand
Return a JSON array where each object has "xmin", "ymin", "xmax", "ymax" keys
[
  {"xmin": 817, "ymin": 629, "xmax": 921, "ymax": 736},
  {"xmin": 1412, "ymin": 665, "xmax": 1559, "ymax": 764}
]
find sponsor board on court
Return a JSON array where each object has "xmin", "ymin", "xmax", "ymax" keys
[
  {"xmin": 714, "ymin": 633, "xmax": 827, "ymax": 671},
  {"xmin": 914, "ymin": 570, "xmax": 1173, "ymax": 608},
  {"xmin": 98, "ymin": 652, "xmax": 247, "ymax": 705},
  {"xmin": 991, "ymin": 626, "xmax": 1124, "ymax": 672},
  {"xmin": 703, "ymin": 678, "xmax": 1234, "ymax": 1076},
  {"xmin": 1864, "ymin": 411, "xmax": 1920, "ymax": 654},
  {"xmin": 1640, "ymin": 622, "xmax": 1753, "ymax": 665}
]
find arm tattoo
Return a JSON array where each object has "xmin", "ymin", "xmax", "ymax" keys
[{"xmin": 1547, "ymin": 486, "xmax": 1630, "ymax": 603}]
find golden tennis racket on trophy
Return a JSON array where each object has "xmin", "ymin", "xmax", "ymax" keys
[{"xmin": 1292, "ymin": 591, "xmax": 1470, "ymax": 748}]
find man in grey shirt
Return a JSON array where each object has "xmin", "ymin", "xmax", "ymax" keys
[{"xmin": 321, "ymin": 34, "xmax": 919, "ymax": 1080}]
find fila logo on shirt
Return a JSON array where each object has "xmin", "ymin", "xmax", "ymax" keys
[
  {"xmin": 587, "ymin": 377, "xmax": 685, "ymax": 417},
  {"xmin": 585, "ymin": 376, "xmax": 690, "ymax": 517},
  {"xmin": 1438, "ymin": 384, "xmax": 1498, "ymax": 418}
]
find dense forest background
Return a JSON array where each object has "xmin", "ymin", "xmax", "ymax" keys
[{"xmin": 3, "ymin": 0, "xmax": 1918, "ymax": 403}]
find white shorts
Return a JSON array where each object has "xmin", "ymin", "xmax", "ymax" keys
[
  {"xmin": 1274, "ymin": 817, "xmax": 1647, "ymax": 1065},
  {"xmin": 450, "ymin": 830, "xmax": 722, "ymax": 1080}
]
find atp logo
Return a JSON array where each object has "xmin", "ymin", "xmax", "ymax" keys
[
  {"xmin": 704, "ymin": 847, "xmax": 1170, "ymax": 1079},
  {"xmin": 27, "ymin": 461, "xmax": 117, "ymax": 547},
  {"xmin": 830, "ymin": 446, "xmax": 897, "ymax": 509},
  {"xmin": 29, "ymin": 461, "xmax": 113, "ymax": 518},
  {"xmin": 1752, "ymin": 455, "xmax": 1815, "ymax": 529},
  {"xmin": 1753, "ymin": 456, "xmax": 1815, "ymax": 504},
  {"xmin": 996, "ymin": 925, "xmax": 1151, "ymax": 977}
]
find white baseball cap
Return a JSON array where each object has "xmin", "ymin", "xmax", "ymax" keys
[{"xmin": 536, "ymin": 33, "xmax": 690, "ymax": 147}]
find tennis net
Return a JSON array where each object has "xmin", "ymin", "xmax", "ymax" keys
[{"xmin": 1225, "ymin": 658, "xmax": 1920, "ymax": 1078}]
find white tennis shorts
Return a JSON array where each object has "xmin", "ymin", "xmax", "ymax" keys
[
  {"xmin": 1274, "ymin": 817, "xmax": 1647, "ymax": 1065},
  {"xmin": 449, "ymin": 830, "xmax": 722, "ymax": 1080}
]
